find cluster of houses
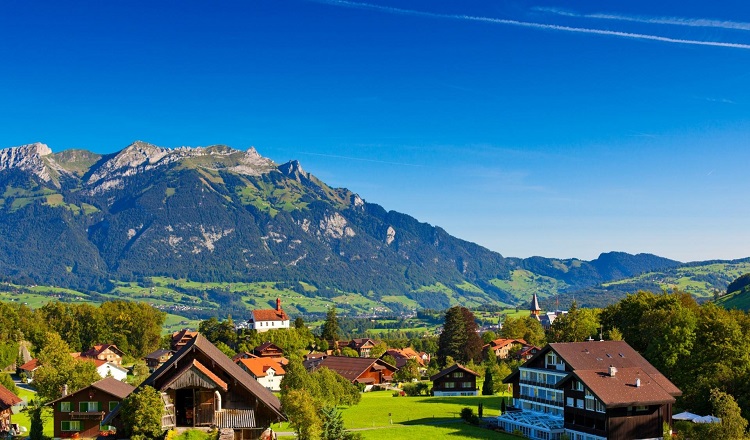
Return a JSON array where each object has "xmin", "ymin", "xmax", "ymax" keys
[{"xmin": 0, "ymin": 295, "xmax": 688, "ymax": 440}]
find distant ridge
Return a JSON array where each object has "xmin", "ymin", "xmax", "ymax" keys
[{"xmin": 0, "ymin": 141, "xmax": 734, "ymax": 313}]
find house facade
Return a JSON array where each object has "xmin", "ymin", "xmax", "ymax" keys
[
  {"xmin": 92, "ymin": 360, "xmax": 129, "ymax": 381},
  {"xmin": 430, "ymin": 364, "xmax": 479, "ymax": 397},
  {"xmin": 80, "ymin": 344, "xmax": 125, "ymax": 366},
  {"xmin": 0, "ymin": 383, "xmax": 22, "ymax": 436},
  {"xmin": 252, "ymin": 342, "xmax": 284, "ymax": 359},
  {"xmin": 106, "ymin": 334, "xmax": 285, "ymax": 440},
  {"xmin": 237, "ymin": 358, "xmax": 285, "ymax": 392},
  {"xmin": 498, "ymin": 341, "xmax": 681, "ymax": 440},
  {"xmin": 484, "ymin": 338, "xmax": 526, "ymax": 360},
  {"xmin": 48, "ymin": 377, "xmax": 134, "ymax": 439},
  {"xmin": 347, "ymin": 339, "xmax": 377, "ymax": 357},
  {"xmin": 247, "ymin": 299, "xmax": 290, "ymax": 333}
]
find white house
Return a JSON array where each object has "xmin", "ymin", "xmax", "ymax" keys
[
  {"xmin": 236, "ymin": 358, "xmax": 285, "ymax": 392},
  {"xmin": 247, "ymin": 298, "xmax": 290, "ymax": 333},
  {"xmin": 93, "ymin": 360, "xmax": 129, "ymax": 381}
]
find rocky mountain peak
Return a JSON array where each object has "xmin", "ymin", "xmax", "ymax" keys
[
  {"xmin": 0, "ymin": 142, "xmax": 62, "ymax": 183},
  {"xmin": 278, "ymin": 160, "xmax": 308, "ymax": 182}
]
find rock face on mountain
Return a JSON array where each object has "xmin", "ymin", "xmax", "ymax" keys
[{"xmin": 0, "ymin": 141, "xmax": 682, "ymax": 308}]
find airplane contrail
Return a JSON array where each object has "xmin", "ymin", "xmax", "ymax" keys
[
  {"xmin": 535, "ymin": 7, "xmax": 750, "ymax": 32},
  {"xmin": 314, "ymin": 0, "xmax": 750, "ymax": 50}
]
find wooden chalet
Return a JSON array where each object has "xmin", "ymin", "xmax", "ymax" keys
[
  {"xmin": 252, "ymin": 342, "xmax": 284, "ymax": 359},
  {"xmin": 312, "ymin": 356, "xmax": 396, "ymax": 385},
  {"xmin": 80, "ymin": 344, "xmax": 125, "ymax": 366},
  {"xmin": 0, "ymin": 383, "xmax": 22, "ymax": 436},
  {"xmin": 484, "ymin": 338, "xmax": 526, "ymax": 360},
  {"xmin": 106, "ymin": 334, "xmax": 285, "ymax": 440},
  {"xmin": 430, "ymin": 364, "xmax": 479, "ymax": 396},
  {"xmin": 499, "ymin": 341, "xmax": 682, "ymax": 440},
  {"xmin": 144, "ymin": 349, "xmax": 176, "ymax": 373},
  {"xmin": 346, "ymin": 338, "xmax": 377, "ymax": 357},
  {"xmin": 48, "ymin": 377, "xmax": 134, "ymax": 439}
]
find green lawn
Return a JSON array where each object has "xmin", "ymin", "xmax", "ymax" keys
[
  {"xmin": 274, "ymin": 388, "xmax": 517, "ymax": 439},
  {"xmin": 11, "ymin": 386, "xmax": 54, "ymax": 438}
]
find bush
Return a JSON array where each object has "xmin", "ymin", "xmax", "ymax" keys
[{"xmin": 460, "ymin": 407, "xmax": 474, "ymax": 421}]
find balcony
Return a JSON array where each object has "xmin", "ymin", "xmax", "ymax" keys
[{"xmin": 70, "ymin": 411, "xmax": 105, "ymax": 420}]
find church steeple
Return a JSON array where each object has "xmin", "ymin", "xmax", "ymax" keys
[{"xmin": 529, "ymin": 293, "xmax": 541, "ymax": 316}]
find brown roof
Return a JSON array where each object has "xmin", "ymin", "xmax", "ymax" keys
[
  {"xmin": 49, "ymin": 377, "xmax": 135, "ymax": 405},
  {"xmin": 252, "ymin": 309, "xmax": 289, "ymax": 322},
  {"xmin": 81, "ymin": 344, "xmax": 124, "ymax": 358},
  {"xmin": 488, "ymin": 338, "xmax": 526, "ymax": 349},
  {"xmin": 144, "ymin": 349, "xmax": 175, "ymax": 360},
  {"xmin": 568, "ymin": 368, "xmax": 677, "ymax": 408},
  {"xmin": 19, "ymin": 358, "xmax": 39, "ymax": 372},
  {"xmin": 238, "ymin": 358, "xmax": 286, "ymax": 378},
  {"xmin": 146, "ymin": 334, "xmax": 283, "ymax": 418},
  {"xmin": 349, "ymin": 338, "xmax": 376, "ymax": 349},
  {"xmin": 506, "ymin": 341, "xmax": 681, "ymax": 408},
  {"xmin": 430, "ymin": 363, "xmax": 480, "ymax": 381},
  {"xmin": 315, "ymin": 356, "xmax": 395, "ymax": 382},
  {"xmin": 254, "ymin": 342, "xmax": 283, "ymax": 354},
  {"xmin": 0, "ymin": 383, "xmax": 22, "ymax": 410}
]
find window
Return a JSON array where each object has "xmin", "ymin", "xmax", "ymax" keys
[
  {"xmin": 60, "ymin": 402, "xmax": 72, "ymax": 412},
  {"xmin": 80, "ymin": 401, "xmax": 101, "ymax": 412},
  {"xmin": 576, "ymin": 399, "xmax": 584, "ymax": 409},
  {"xmin": 444, "ymin": 381, "xmax": 455, "ymax": 388},
  {"xmin": 61, "ymin": 421, "xmax": 81, "ymax": 432},
  {"xmin": 109, "ymin": 401, "xmax": 119, "ymax": 411},
  {"xmin": 574, "ymin": 380, "xmax": 584, "ymax": 391},
  {"xmin": 454, "ymin": 372, "xmax": 464, "ymax": 378},
  {"xmin": 462, "ymin": 382, "xmax": 472, "ymax": 388},
  {"xmin": 596, "ymin": 400, "xmax": 606, "ymax": 413}
]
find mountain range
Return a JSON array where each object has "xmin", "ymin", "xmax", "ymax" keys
[{"xmin": 0, "ymin": 141, "xmax": 744, "ymax": 313}]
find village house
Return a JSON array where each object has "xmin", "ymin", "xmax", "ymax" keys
[
  {"xmin": 498, "ymin": 341, "xmax": 682, "ymax": 440},
  {"xmin": 18, "ymin": 358, "xmax": 39, "ymax": 381},
  {"xmin": 310, "ymin": 356, "xmax": 397, "ymax": 385},
  {"xmin": 346, "ymin": 338, "xmax": 377, "ymax": 357},
  {"xmin": 144, "ymin": 349, "xmax": 176, "ymax": 373},
  {"xmin": 0, "ymin": 383, "xmax": 22, "ymax": 436},
  {"xmin": 430, "ymin": 364, "xmax": 480, "ymax": 397},
  {"xmin": 105, "ymin": 334, "xmax": 285, "ymax": 440},
  {"xmin": 484, "ymin": 338, "xmax": 527, "ymax": 360},
  {"xmin": 236, "ymin": 358, "xmax": 285, "ymax": 392},
  {"xmin": 252, "ymin": 342, "xmax": 284, "ymax": 359},
  {"xmin": 80, "ymin": 344, "xmax": 125, "ymax": 366},
  {"xmin": 247, "ymin": 299, "xmax": 290, "ymax": 333},
  {"xmin": 48, "ymin": 377, "xmax": 135, "ymax": 439}
]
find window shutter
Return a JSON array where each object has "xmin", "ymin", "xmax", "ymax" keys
[
  {"xmin": 98, "ymin": 401, "xmax": 103, "ymax": 411},
  {"xmin": 80, "ymin": 402, "xmax": 86, "ymax": 412}
]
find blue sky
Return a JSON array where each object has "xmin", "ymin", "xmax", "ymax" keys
[{"xmin": 2, "ymin": 0, "xmax": 749, "ymax": 262}]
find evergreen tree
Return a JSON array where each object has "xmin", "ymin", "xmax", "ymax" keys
[
  {"xmin": 321, "ymin": 306, "xmax": 340, "ymax": 342},
  {"xmin": 482, "ymin": 368, "xmax": 494, "ymax": 396},
  {"xmin": 437, "ymin": 306, "xmax": 483, "ymax": 366}
]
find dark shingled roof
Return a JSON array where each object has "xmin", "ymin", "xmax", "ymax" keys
[
  {"xmin": 144, "ymin": 349, "xmax": 174, "ymax": 360},
  {"xmin": 48, "ymin": 377, "xmax": 135, "ymax": 405},
  {"xmin": 430, "ymin": 364, "xmax": 480, "ymax": 381}
]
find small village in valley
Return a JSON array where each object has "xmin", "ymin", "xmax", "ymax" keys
[{"xmin": 3, "ymin": 285, "xmax": 749, "ymax": 440}]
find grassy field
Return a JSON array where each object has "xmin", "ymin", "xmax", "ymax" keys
[
  {"xmin": 10, "ymin": 386, "xmax": 55, "ymax": 438},
  {"xmin": 271, "ymin": 390, "xmax": 517, "ymax": 439}
]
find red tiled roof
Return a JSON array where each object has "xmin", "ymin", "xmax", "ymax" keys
[
  {"xmin": 489, "ymin": 338, "xmax": 526, "ymax": 348},
  {"xmin": 238, "ymin": 358, "xmax": 286, "ymax": 378},
  {"xmin": 252, "ymin": 309, "xmax": 289, "ymax": 322},
  {"xmin": 316, "ymin": 356, "xmax": 395, "ymax": 382},
  {"xmin": 0, "ymin": 383, "xmax": 22, "ymax": 410},
  {"xmin": 81, "ymin": 344, "xmax": 124, "ymax": 358},
  {"xmin": 19, "ymin": 358, "xmax": 39, "ymax": 372}
]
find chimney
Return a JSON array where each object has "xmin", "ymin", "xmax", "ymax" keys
[
  {"xmin": 608, "ymin": 365, "xmax": 617, "ymax": 377},
  {"xmin": 635, "ymin": 378, "xmax": 641, "ymax": 387},
  {"xmin": 276, "ymin": 297, "xmax": 281, "ymax": 311},
  {"xmin": 62, "ymin": 384, "xmax": 68, "ymax": 397}
]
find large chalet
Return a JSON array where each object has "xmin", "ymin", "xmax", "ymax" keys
[
  {"xmin": 0, "ymin": 383, "xmax": 22, "ymax": 436},
  {"xmin": 105, "ymin": 334, "xmax": 285, "ymax": 440},
  {"xmin": 498, "ymin": 341, "xmax": 681, "ymax": 440}
]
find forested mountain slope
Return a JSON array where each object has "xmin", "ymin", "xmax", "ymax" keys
[{"xmin": 0, "ymin": 141, "xmax": 706, "ymax": 311}]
